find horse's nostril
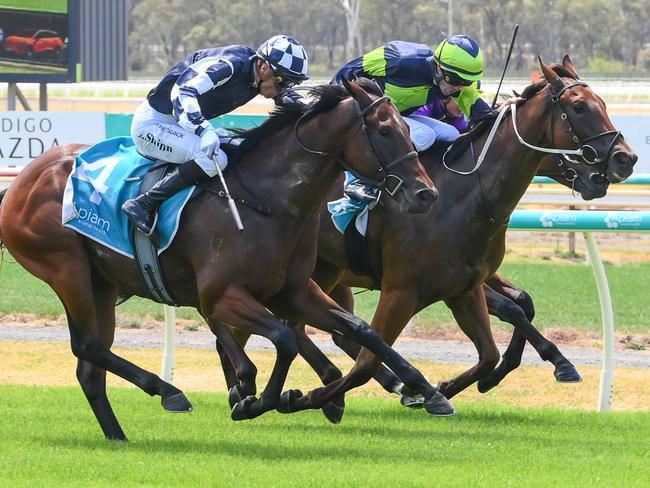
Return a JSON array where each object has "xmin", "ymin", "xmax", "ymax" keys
[
  {"xmin": 416, "ymin": 188, "xmax": 438, "ymax": 204},
  {"xmin": 613, "ymin": 151, "xmax": 638, "ymax": 166}
]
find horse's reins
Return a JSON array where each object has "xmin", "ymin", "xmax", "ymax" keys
[
  {"xmin": 294, "ymin": 95, "xmax": 418, "ymax": 196},
  {"xmin": 443, "ymin": 80, "xmax": 622, "ymax": 176}
]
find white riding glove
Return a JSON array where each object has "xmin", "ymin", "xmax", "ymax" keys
[
  {"xmin": 200, "ymin": 128, "xmax": 220, "ymax": 159},
  {"xmin": 214, "ymin": 148, "xmax": 228, "ymax": 171}
]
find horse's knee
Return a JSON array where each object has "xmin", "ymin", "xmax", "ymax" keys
[
  {"xmin": 514, "ymin": 291, "xmax": 535, "ymax": 321},
  {"xmin": 271, "ymin": 328, "xmax": 299, "ymax": 359}
]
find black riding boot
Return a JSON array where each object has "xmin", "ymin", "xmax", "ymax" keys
[{"xmin": 122, "ymin": 160, "xmax": 208, "ymax": 235}]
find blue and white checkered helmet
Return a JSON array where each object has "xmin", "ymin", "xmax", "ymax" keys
[{"xmin": 257, "ymin": 35, "xmax": 309, "ymax": 82}]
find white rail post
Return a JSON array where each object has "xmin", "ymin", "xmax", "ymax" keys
[
  {"xmin": 584, "ymin": 232, "xmax": 615, "ymax": 412},
  {"xmin": 160, "ymin": 305, "xmax": 176, "ymax": 382}
]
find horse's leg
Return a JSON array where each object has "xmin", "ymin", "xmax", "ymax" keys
[
  {"xmin": 269, "ymin": 282, "xmax": 454, "ymax": 417},
  {"xmin": 437, "ymin": 286, "xmax": 501, "ymax": 399},
  {"xmin": 295, "ymin": 280, "xmax": 416, "ymax": 408},
  {"xmin": 74, "ymin": 274, "xmax": 124, "ymax": 440},
  {"xmin": 477, "ymin": 278, "xmax": 581, "ymax": 393},
  {"xmin": 2, "ymin": 217, "xmax": 190, "ymax": 440},
  {"xmin": 203, "ymin": 285, "xmax": 298, "ymax": 420},
  {"xmin": 211, "ymin": 322, "xmax": 258, "ymax": 408}
]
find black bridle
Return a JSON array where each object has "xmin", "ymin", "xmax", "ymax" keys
[
  {"xmin": 294, "ymin": 95, "xmax": 418, "ymax": 197},
  {"xmin": 548, "ymin": 81, "xmax": 622, "ymax": 166}
]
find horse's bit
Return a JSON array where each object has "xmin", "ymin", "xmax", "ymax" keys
[{"xmin": 294, "ymin": 95, "xmax": 418, "ymax": 197}]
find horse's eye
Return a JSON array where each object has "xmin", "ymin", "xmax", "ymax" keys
[
  {"xmin": 379, "ymin": 127, "xmax": 390, "ymax": 136},
  {"xmin": 573, "ymin": 102, "xmax": 586, "ymax": 113}
]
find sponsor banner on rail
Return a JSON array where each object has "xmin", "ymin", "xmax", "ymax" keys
[
  {"xmin": 0, "ymin": 111, "xmax": 105, "ymax": 165},
  {"xmin": 508, "ymin": 210, "xmax": 650, "ymax": 232}
]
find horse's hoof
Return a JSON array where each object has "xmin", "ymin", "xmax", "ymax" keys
[
  {"xmin": 400, "ymin": 394, "xmax": 425, "ymax": 409},
  {"xmin": 321, "ymin": 399, "xmax": 345, "ymax": 424},
  {"xmin": 277, "ymin": 389, "xmax": 303, "ymax": 414},
  {"xmin": 555, "ymin": 362, "xmax": 582, "ymax": 383},
  {"xmin": 228, "ymin": 384, "xmax": 246, "ymax": 409},
  {"xmin": 231, "ymin": 395, "xmax": 258, "ymax": 421},
  {"xmin": 423, "ymin": 391, "xmax": 456, "ymax": 417},
  {"xmin": 477, "ymin": 376, "xmax": 498, "ymax": 394},
  {"xmin": 161, "ymin": 392, "xmax": 193, "ymax": 413}
]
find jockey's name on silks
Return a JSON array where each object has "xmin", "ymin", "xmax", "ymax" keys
[{"xmin": 62, "ymin": 137, "xmax": 195, "ymax": 258}]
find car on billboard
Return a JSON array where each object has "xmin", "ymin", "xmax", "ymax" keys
[{"xmin": 2, "ymin": 29, "xmax": 65, "ymax": 59}]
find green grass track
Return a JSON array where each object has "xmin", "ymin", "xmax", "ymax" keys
[{"xmin": 0, "ymin": 385, "xmax": 648, "ymax": 487}]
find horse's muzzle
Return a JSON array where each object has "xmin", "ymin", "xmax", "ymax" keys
[
  {"xmin": 411, "ymin": 186, "xmax": 438, "ymax": 213},
  {"xmin": 607, "ymin": 150, "xmax": 637, "ymax": 183}
]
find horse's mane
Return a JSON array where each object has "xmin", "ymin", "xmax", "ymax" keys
[
  {"xmin": 444, "ymin": 64, "xmax": 577, "ymax": 163},
  {"xmin": 231, "ymin": 77, "xmax": 383, "ymax": 157}
]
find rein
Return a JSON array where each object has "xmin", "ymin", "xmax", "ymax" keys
[
  {"xmin": 294, "ymin": 95, "xmax": 418, "ymax": 196},
  {"xmin": 443, "ymin": 81, "xmax": 621, "ymax": 176}
]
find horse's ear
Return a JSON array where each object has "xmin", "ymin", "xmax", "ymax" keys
[
  {"xmin": 538, "ymin": 56, "xmax": 564, "ymax": 93},
  {"xmin": 342, "ymin": 76, "xmax": 373, "ymax": 108},
  {"xmin": 562, "ymin": 55, "xmax": 580, "ymax": 79}
]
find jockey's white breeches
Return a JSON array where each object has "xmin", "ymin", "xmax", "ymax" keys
[{"xmin": 130, "ymin": 100, "xmax": 227, "ymax": 177}]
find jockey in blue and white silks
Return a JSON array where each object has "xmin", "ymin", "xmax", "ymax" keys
[{"xmin": 124, "ymin": 35, "xmax": 309, "ymax": 236}]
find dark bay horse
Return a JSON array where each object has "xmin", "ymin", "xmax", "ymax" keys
[
  {"xmin": 280, "ymin": 151, "xmax": 613, "ymax": 408},
  {"xmin": 215, "ymin": 56, "xmax": 637, "ymax": 420},
  {"xmin": 0, "ymin": 79, "xmax": 454, "ymax": 441}
]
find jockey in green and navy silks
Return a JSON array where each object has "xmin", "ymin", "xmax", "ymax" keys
[
  {"xmin": 333, "ymin": 36, "xmax": 493, "ymax": 204},
  {"xmin": 332, "ymin": 38, "xmax": 493, "ymax": 122}
]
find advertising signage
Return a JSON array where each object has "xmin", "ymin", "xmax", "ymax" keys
[{"xmin": 0, "ymin": 0, "xmax": 78, "ymax": 83}]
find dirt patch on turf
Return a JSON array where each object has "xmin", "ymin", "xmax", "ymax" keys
[
  {"xmin": 3, "ymin": 312, "xmax": 649, "ymax": 351},
  {"xmin": 0, "ymin": 341, "xmax": 648, "ymax": 412}
]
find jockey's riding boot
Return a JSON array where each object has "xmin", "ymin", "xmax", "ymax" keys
[
  {"xmin": 344, "ymin": 180, "xmax": 380, "ymax": 205},
  {"xmin": 122, "ymin": 160, "xmax": 208, "ymax": 235}
]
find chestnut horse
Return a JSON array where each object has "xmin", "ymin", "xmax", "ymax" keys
[
  {"xmin": 0, "ymin": 79, "xmax": 454, "ymax": 441},
  {"xmin": 277, "ymin": 152, "xmax": 612, "ymax": 410},
  {"xmin": 214, "ymin": 57, "xmax": 637, "ymax": 420}
]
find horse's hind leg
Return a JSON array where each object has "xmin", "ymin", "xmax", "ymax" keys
[
  {"xmin": 74, "ymin": 275, "xmax": 124, "ymax": 440},
  {"xmin": 437, "ymin": 286, "xmax": 501, "ymax": 399},
  {"xmin": 26, "ymin": 247, "xmax": 192, "ymax": 438},
  {"xmin": 478, "ymin": 280, "xmax": 581, "ymax": 393}
]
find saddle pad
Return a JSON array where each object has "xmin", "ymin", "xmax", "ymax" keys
[
  {"xmin": 62, "ymin": 136, "xmax": 196, "ymax": 258},
  {"xmin": 327, "ymin": 196, "xmax": 369, "ymax": 236}
]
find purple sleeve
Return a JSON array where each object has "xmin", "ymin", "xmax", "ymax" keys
[
  {"xmin": 412, "ymin": 99, "xmax": 445, "ymax": 118},
  {"xmin": 446, "ymin": 114, "xmax": 468, "ymax": 132},
  {"xmin": 412, "ymin": 99, "xmax": 469, "ymax": 132}
]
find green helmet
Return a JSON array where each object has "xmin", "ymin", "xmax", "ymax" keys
[{"xmin": 434, "ymin": 35, "xmax": 483, "ymax": 82}]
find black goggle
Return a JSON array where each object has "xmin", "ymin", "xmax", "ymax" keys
[{"xmin": 441, "ymin": 69, "xmax": 473, "ymax": 87}]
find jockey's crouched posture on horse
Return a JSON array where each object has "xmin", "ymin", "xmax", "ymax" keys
[
  {"xmin": 123, "ymin": 35, "xmax": 310, "ymax": 235},
  {"xmin": 332, "ymin": 35, "xmax": 522, "ymax": 203}
]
